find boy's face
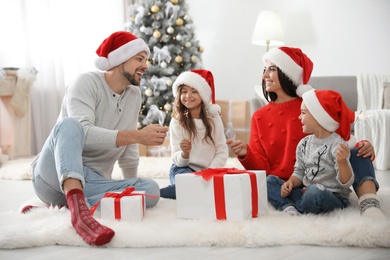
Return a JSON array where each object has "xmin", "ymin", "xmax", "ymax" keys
[{"xmin": 299, "ymin": 102, "xmax": 320, "ymax": 134}]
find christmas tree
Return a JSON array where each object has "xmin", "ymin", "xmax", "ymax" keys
[{"xmin": 125, "ymin": 0, "xmax": 204, "ymax": 128}]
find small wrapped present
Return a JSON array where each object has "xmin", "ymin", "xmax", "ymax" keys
[
  {"xmin": 176, "ymin": 168, "xmax": 268, "ymax": 221},
  {"xmin": 90, "ymin": 187, "xmax": 146, "ymax": 221}
]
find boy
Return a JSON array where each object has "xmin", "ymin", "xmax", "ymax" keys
[{"xmin": 267, "ymin": 89, "xmax": 355, "ymax": 216}]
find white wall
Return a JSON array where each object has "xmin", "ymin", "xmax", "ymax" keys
[{"xmin": 186, "ymin": 0, "xmax": 390, "ymax": 100}]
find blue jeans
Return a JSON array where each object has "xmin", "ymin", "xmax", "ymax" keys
[
  {"xmin": 31, "ymin": 117, "xmax": 160, "ymax": 209},
  {"xmin": 169, "ymin": 164, "xmax": 194, "ymax": 184},
  {"xmin": 267, "ymin": 175, "xmax": 350, "ymax": 214},
  {"xmin": 349, "ymin": 148, "xmax": 379, "ymax": 192}
]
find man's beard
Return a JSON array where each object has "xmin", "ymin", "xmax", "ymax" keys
[{"xmin": 121, "ymin": 65, "xmax": 140, "ymax": 86}]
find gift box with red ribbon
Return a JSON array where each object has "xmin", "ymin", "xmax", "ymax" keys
[
  {"xmin": 90, "ymin": 187, "xmax": 146, "ymax": 221},
  {"xmin": 176, "ymin": 168, "xmax": 268, "ymax": 221}
]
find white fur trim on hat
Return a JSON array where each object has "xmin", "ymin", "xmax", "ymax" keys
[
  {"xmin": 172, "ymin": 71, "xmax": 212, "ymax": 105},
  {"xmin": 302, "ymin": 89, "xmax": 339, "ymax": 132},
  {"xmin": 263, "ymin": 48, "xmax": 302, "ymax": 87},
  {"xmin": 345, "ymin": 135, "xmax": 357, "ymax": 149},
  {"xmin": 95, "ymin": 38, "xmax": 150, "ymax": 71},
  {"xmin": 296, "ymin": 84, "xmax": 313, "ymax": 97},
  {"xmin": 207, "ymin": 104, "xmax": 221, "ymax": 117}
]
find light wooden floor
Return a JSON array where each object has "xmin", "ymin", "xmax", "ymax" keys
[{"xmin": 1, "ymin": 171, "xmax": 390, "ymax": 260}]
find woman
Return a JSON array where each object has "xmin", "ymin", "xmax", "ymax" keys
[{"xmin": 227, "ymin": 47, "xmax": 385, "ymax": 219}]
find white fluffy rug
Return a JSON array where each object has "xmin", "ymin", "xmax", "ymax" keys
[
  {"xmin": 1, "ymin": 191, "xmax": 390, "ymax": 249},
  {"xmin": 0, "ymin": 157, "xmax": 390, "ymax": 249}
]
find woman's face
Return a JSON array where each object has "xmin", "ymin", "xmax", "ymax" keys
[{"xmin": 262, "ymin": 61, "xmax": 282, "ymax": 93}]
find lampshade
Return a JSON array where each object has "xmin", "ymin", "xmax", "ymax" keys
[{"xmin": 251, "ymin": 10, "xmax": 285, "ymax": 50}]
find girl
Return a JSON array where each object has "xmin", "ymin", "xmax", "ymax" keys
[{"xmin": 160, "ymin": 69, "xmax": 228, "ymax": 199}]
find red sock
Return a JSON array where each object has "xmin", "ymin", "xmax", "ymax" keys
[{"xmin": 66, "ymin": 189, "xmax": 115, "ymax": 246}]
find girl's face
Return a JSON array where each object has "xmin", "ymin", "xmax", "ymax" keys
[
  {"xmin": 180, "ymin": 85, "xmax": 202, "ymax": 110},
  {"xmin": 299, "ymin": 102, "xmax": 318, "ymax": 134},
  {"xmin": 262, "ymin": 61, "xmax": 282, "ymax": 93}
]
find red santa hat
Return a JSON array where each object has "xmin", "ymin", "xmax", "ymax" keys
[
  {"xmin": 263, "ymin": 47, "xmax": 313, "ymax": 97},
  {"xmin": 302, "ymin": 89, "xmax": 357, "ymax": 148},
  {"xmin": 95, "ymin": 31, "xmax": 150, "ymax": 71},
  {"xmin": 172, "ymin": 69, "xmax": 221, "ymax": 116}
]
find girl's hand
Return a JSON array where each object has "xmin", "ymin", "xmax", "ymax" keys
[{"xmin": 180, "ymin": 139, "xmax": 192, "ymax": 158}]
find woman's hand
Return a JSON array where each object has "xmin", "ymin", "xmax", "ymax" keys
[
  {"xmin": 356, "ymin": 140, "xmax": 376, "ymax": 161},
  {"xmin": 226, "ymin": 139, "xmax": 247, "ymax": 158}
]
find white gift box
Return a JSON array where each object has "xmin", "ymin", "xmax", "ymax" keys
[
  {"xmin": 100, "ymin": 190, "xmax": 145, "ymax": 221},
  {"xmin": 176, "ymin": 170, "xmax": 268, "ymax": 220}
]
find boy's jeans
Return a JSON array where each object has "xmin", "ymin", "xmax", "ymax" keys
[{"xmin": 267, "ymin": 175, "xmax": 349, "ymax": 214}]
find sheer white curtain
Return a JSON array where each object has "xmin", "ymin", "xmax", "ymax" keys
[{"xmin": 0, "ymin": 0, "xmax": 125, "ymax": 154}]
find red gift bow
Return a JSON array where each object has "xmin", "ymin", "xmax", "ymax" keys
[
  {"xmin": 193, "ymin": 168, "xmax": 259, "ymax": 220},
  {"xmin": 89, "ymin": 187, "xmax": 157, "ymax": 219}
]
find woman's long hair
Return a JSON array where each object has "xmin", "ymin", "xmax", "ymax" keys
[
  {"xmin": 172, "ymin": 85, "xmax": 215, "ymax": 145},
  {"xmin": 262, "ymin": 67, "xmax": 298, "ymax": 102}
]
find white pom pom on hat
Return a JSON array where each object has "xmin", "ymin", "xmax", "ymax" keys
[
  {"xmin": 302, "ymin": 89, "xmax": 357, "ymax": 148},
  {"xmin": 263, "ymin": 47, "xmax": 314, "ymax": 97},
  {"xmin": 95, "ymin": 31, "xmax": 150, "ymax": 71},
  {"xmin": 172, "ymin": 69, "xmax": 220, "ymax": 116}
]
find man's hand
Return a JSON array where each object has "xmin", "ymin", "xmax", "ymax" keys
[{"xmin": 138, "ymin": 124, "xmax": 168, "ymax": 146}]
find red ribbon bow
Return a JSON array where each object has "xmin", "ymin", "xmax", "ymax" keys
[
  {"xmin": 89, "ymin": 187, "xmax": 156, "ymax": 219},
  {"xmin": 193, "ymin": 168, "xmax": 259, "ymax": 220}
]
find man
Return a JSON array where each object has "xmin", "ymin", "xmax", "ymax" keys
[{"xmin": 25, "ymin": 31, "xmax": 168, "ymax": 246}]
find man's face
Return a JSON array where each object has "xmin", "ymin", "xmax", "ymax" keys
[{"xmin": 121, "ymin": 52, "xmax": 148, "ymax": 86}]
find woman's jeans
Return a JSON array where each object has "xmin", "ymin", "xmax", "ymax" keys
[
  {"xmin": 31, "ymin": 117, "xmax": 160, "ymax": 209},
  {"xmin": 267, "ymin": 175, "xmax": 349, "ymax": 214}
]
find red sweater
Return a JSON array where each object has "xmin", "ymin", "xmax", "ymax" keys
[{"xmin": 239, "ymin": 98, "xmax": 305, "ymax": 181}]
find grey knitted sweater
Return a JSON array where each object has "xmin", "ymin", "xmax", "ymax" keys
[
  {"xmin": 292, "ymin": 132, "xmax": 354, "ymax": 199},
  {"xmin": 59, "ymin": 71, "xmax": 141, "ymax": 179}
]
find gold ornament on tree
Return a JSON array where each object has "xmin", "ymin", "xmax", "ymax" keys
[
  {"xmin": 171, "ymin": 0, "xmax": 179, "ymax": 4},
  {"xmin": 198, "ymin": 46, "xmax": 204, "ymax": 53},
  {"xmin": 176, "ymin": 18, "xmax": 184, "ymax": 26},
  {"xmin": 164, "ymin": 103, "xmax": 172, "ymax": 112},
  {"xmin": 174, "ymin": 55, "xmax": 183, "ymax": 63},
  {"xmin": 191, "ymin": 55, "xmax": 198, "ymax": 63},
  {"xmin": 151, "ymin": 5, "xmax": 160, "ymax": 13},
  {"xmin": 153, "ymin": 30, "xmax": 161, "ymax": 39}
]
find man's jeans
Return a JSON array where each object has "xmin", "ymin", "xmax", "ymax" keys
[{"xmin": 32, "ymin": 117, "xmax": 160, "ymax": 209}]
